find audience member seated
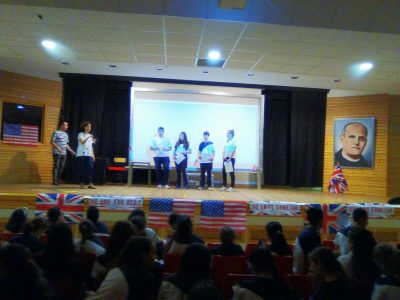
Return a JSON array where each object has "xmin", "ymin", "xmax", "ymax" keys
[
  {"xmin": 187, "ymin": 279, "xmax": 223, "ymax": 300},
  {"xmin": 387, "ymin": 196, "xmax": 400, "ymax": 205},
  {"xmin": 309, "ymin": 247, "xmax": 356, "ymax": 300},
  {"xmin": 74, "ymin": 220, "xmax": 105, "ymax": 255},
  {"xmin": 9, "ymin": 217, "xmax": 47, "ymax": 255},
  {"xmin": 167, "ymin": 212, "xmax": 181, "ymax": 237},
  {"xmin": 91, "ymin": 220, "xmax": 137, "ymax": 282},
  {"xmin": 0, "ymin": 243, "xmax": 50, "ymax": 300},
  {"xmin": 87, "ymin": 206, "xmax": 109, "ymax": 234},
  {"xmin": 128, "ymin": 209, "xmax": 161, "ymax": 245},
  {"xmin": 371, "ymin": 243, "xmax": 400, "ymax": 300},
  {"xmin": 334, "ymin": 208, "xmax": 374, "ymax": 255},
  {"xmin": 45, "ymin": 207, "xmax": 62, "ymax": 232},
  {"xmin": 165, "ymin": 215, "xmax": 204, "ymax": 255},
  {"xmin": 36, "ymin": 222, "xmax": 86, "ymax": 300},
  {"xmin": 211, "ymin": 226, "xmax": 244, "ymax": 256},
  {"xmin": 337, "ymin": 226, "xmax": 379, "ymax": 300},
  {"xmin": 293, "ymin": 207, "xmax": 323, "ymax": 274},
  {"xmin": 88, "ymin": 236, "xmax": 160, "ymax": 300},
  {"xmin": 4, "ymin": 207, "xmax": 28, "ymax": 233},
  {"xmin": 263, "ymin": 221, "xmax": 292, "ymax": 256},
  {"xmin": 232, "ymin": 247, "xmax": 298, "ymax": 300},
  {"xmin": 158, "ymin": 243, "xmax": 211, "ymax": 300}
]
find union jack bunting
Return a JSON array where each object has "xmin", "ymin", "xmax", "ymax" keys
[
  {"xmin": 328, "ymin": 164, "xmax": 348, "ymax": 193},
  {"xmin": 35, "ymin": 193, "xmax": 84, "ymax": 224},
  {"xmin": 148, "ymin": 198, "xmax": 196, "ymax": 227},
  {"xmin": 323, "ymin": 204, "xmax": 348, "ymax": 234}
]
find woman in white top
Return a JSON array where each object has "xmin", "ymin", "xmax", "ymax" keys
[
  {"xmin": 174, "ymin": 132, "xmax": 192, "ymax": 189},
  {"xmin": 76, "ymin": 121, "xmax": 96, "ymax": 189},
  {"xmin": 220, "ymin": 129, "xmax": 237, "ymax": 192},
  {"xmin": 74, "ymin": 219, "xmax": 105, "ymax": 256}
]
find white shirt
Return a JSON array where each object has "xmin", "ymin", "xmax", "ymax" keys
[
  {"xmin": 223, "ymin": 139, "xmax": 237, "ymax": 158},
  {"xmin": 151, "ymin": 136, "xmax": 172, "ymax": 157},
  {"xmin": 292, "ymin": 237, "xmax": 305, "ymax": 274},
  {"xmin": 87, "ymin": 268, "xmax": 129, "ymax": 300},
  {"xmin": 199, "ymin": 142, "xmax": 215, "ymax": 164},
  {"xmin": 76, "ymin": 132, "xmax": 94, "ymax": 157},
  {"xmin": 74, "ymin": 239, "xmax": 105, "ymax": 256},
  {"xmin": 334, "ymin": 232, "xmax": 351, "ymax": 256}
]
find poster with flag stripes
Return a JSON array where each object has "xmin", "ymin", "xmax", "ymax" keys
[
  {"xmin": 148, "ymin": 198, "xmax": 196, "ymax": 227},
  {"xmin": 3, "ymin": 123, "xmax": 39, "ymax": 146},
  {"xmin": 35, "ymin": 193, "xmax": 84, "ymax": 224},
  {"xmin": 200, "ymin": 200, "xmax": 247, "ymax": 232}
]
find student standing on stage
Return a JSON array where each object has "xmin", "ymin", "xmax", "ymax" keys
[
  {"xmin": 174, "ymin": 131, "xmax": 192, "ymax": 189},
  {"xmin": 77, "ymin": 121, "xmax": 97, "ymax": 189},
  {"xmin": 150, "ymin": 127, "xmax": 172, "ymax": 189},
  {"xmin": 220, "ymin": 129, "xmax": 237, "ymax": 192},
  {"xmin": 198, "ymin": 131, "xmax": 215, "ymax": 190},
  {"xmin": 50, "ymin": 121, "xmax": 76, "ymax": 185}
]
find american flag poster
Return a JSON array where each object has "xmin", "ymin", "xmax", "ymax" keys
[
  {"xmin": 200, "ymin": 200, "xmax": 247, "ymax": 231},
  {"xmin": 148, "ymin": 198, "xmax": 196, "ymax": 227},
  {"xmin": 35, "ymin": 193, "xmax": 84, "ymax": 224},
  {"xmin": 2, "ymin": 123, "xmax": 39, "ymax": 146}
]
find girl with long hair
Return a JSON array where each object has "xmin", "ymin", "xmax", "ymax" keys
[{"xmin": 174, "ymin": 131, "xmax": 191, "ymax": 189}]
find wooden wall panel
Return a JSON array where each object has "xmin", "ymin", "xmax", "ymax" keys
[
  {"xmin": 323, "ymin": 95, "xmax": 390, "ymax": 197},
  {"xmin": 0, "ymin": 71, "xmax": 62, "ymax": 184},
  {"xmin": 387, "ymin": 96, "xmax": 400, "ymax": 197}
]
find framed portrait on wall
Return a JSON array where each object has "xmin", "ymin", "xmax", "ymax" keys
[{"xmin": 334, "ymin": 117, "xmax": 375, "ymax": 168}]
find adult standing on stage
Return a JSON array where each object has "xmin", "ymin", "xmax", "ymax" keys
[
  {"xmin": 220, "ymin": 129, "xmax": 237, "ymax": 192},
  {"xmin": 50, "ymin": 121, "xmax": 76, "ymax": 185},
  {"xmin": 174, "ymin": 132, "xmax": 192, "ymax": 189},
  {"xmin": 77, "ymin": 121, "xmax": 96, "ymax": 189},
  {"xmin": 198, "ymin": 131, "xmax": 215, "ymax": 190},
  {"xmin": 150, "ymin": 127, "xmax": 172, "ymax": 189}
]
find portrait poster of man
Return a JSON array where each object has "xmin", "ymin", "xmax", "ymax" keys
[{"xmin": 334, "ymin": 117, "xmax": 375, "ymax": 168}]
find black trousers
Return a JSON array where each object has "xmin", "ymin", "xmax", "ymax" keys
[
  {"xmin": 175, "ymin": 159, "xmax": 188, "ymax": 187},
  {"xmin": 200, "ymin": 163, "xmax": 213, "ymax": 187},
  {"xmin": 154, "ymin": 157, "xmax": 170, "ymax": 185},
  {"xmin": 222, "ymin": 158, "xmax": 235, "ymax": 188}
]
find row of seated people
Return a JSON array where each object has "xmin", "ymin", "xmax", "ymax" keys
[{"xmin": 1, "ymin": 205, "xmax": 400, "ymax": 300}]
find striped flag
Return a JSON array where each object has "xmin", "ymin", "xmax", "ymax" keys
[
  {"xmin": 200, "ymin": 200, "xmax": 247, "ymax": 232},
  {"xmin": 35, "ymin": 193, "xmax": 84, "ymax": 224},
  {"xmin": 3, "ymin": 123, "xmax": 39, "ymax": 146},
  {"xmin": 328, "ymin": 164, "xmax": 348, "ymax": 193},
  {"xmin": 148, "ymin": 198, "xmax": 196, "ymax": 227}
]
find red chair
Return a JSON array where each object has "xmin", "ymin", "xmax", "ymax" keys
[
  {"xmin": 95, "ymin": 234, "xmax": 111, "ymax": 248},
  {"xmin": 273, "ymin": 255, "xmax": 293, "ymax": 279},
  {"xmin": 245, "ymin": 243, "xmax": 258, "ymax": 258},
  {"xmin": 286, "ymin": 274, "xmax": 314, "ymax": 299},
  {"xmin": 289, "ymin": 244, "xmax": 295, "ymax": 252},
  {"xmin": 207, "ymin": 243, "xmax": 220, "ymax": 250},
  {"xmin": 78, "ymin": 252, "xmax": 97, "ymax": 273},
  {"xmin": 222, "ymin": 274, "xmax": 255, "ymax": 300},
  {"xmin": 322, "ymin": 240, "xmax": 335, "ymax": 250},
  {"xmin": 39, "ymin": 234, "xmax": 48, "ymax": 243},
  {"xmin": 211, "ymin": 256, "xmax": 248, "ymax": 288},
  {"xmin": 163, "ymin": 253, "xmax": 181, "ymax": 274},
  {"xmin": 0, "ymin": 232, "xmax": 21, "ymax": 241}
]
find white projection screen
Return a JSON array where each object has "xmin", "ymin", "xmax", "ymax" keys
[{"xmin": 130, "ymin": 83, "xmax": 263, "ymax": 170}]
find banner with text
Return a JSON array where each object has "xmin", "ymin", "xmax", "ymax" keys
[
  {"xmin": 250, "ymin": 201, "xmax": 301, "ymax": 216},
  {"xmin": 88, "ymin": 195, "xmax": 144, "ymax": 211},
  {"xmin": 347, "ymin": 204, "xmax": 395, "ymax": 219}
]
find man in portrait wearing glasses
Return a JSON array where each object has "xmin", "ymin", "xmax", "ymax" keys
[{"xmin": 334, "ymin": 122, "xmax": 371, "ymax": 168}]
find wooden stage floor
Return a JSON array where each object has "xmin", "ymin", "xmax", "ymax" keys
[{"xmin": 0, "ymin": 183, "xmax": 387, "ymax": 204}]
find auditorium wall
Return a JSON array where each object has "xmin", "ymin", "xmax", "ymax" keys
[
  {"xmin": 0, "ymin": 70, "xmax": 62, "ymax": 184},
  {"xmin": 323, "ymin": 94, "xmax": 400, "ymax": 198}
]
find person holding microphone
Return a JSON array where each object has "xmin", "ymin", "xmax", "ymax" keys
[
  {"xmin": 77, "ymin": 121, "xmax": 96, "ymax": 189},
  {"xmin": 220, "ymin": 129, "xmax": 236, "ymax": 192}
]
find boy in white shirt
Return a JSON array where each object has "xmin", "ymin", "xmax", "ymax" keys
[{"xmin": 150, "ymin": 127, "xmax": 172, "ymax": 189}]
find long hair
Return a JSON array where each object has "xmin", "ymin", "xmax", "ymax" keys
[
  {"xmin": 249, "ymin": 247, "xmax": 279, "ymax": 278},
  {"xmin": 309, "ymin": 247, "xmax": 346, "ymax": 281},
  {"xmin": 117, "ymin": 236, "xmax": 154, "ymax": 269},
  {"xmin": 78, "ymin": 219, "xmax": 95, "ymax": 251},
  {"xmin": 45, "ymin": 222, "xmax": 75, "ymax": 257},
  {"xmin": 6, "ymin": 208, "xmax": 27, "ymax": 233},
  {"xmin": 174, "ymin": 215, "xmax": 193, "ymax": 244},
  {"xmin": 265, "ymin": 222, "xmax": 291, "ymax": 256},
  {"xmin": 107, "ymin": 221, "xmax": 137, "ymax": 257},
  {"xmin": 175, "ymin": 131, "xmax": 189, "ymax": 150}
]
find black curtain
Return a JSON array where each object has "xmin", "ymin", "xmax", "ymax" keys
[
  {"xmin": 60, "ymin": 76, "xmax": 132, "ymax": 183},
  {"xmin": 263, "ymin": 89, "xmax": 327, "ymax": 187}
]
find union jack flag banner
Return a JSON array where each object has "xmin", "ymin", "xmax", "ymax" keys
[
  {"xmin": 148, "ymin": 198, "xmax": 196, "ymax": 227},
  {"xmin": 323, "ymin": 204, "xmax": 348, "ymax": 234},
  {"xmin": 35, "ymin": 193, "xmax": 84, "ymax": 224},
  {"xmin": 328, "ymin": 164, "xmax": 348, "ymax": 193},
  {"xmin": 200, "ymin": 200, "xmax": 247, "ymax": 232}
]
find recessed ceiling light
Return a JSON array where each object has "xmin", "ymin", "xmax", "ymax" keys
[
  {"xmin": 207, "ymin": 50, "xmax": 221, "ymax": 60},
  {"xmin": 108, "ymin": 64, "xmax": 117, "ymax": 68},
  {"xmin": 41, "ymin": 40, "xmax": 56, "ymax": 49},
  {"xmin": 202, "ymin": 70, "xmax": 209, "ymax": 74},
  {"xmin": 61, "ymin": 62, "xmax": 70, "ymax": 65},
  {"xmin": 156, "ymin": 67, "xmax": 163, "ymax": 71},
  {"xmin": 291, "ymin": 76, "xmax": 299, "ymax": 79},
  {"xmin": 17, "ymin": 105, "xmax": 24, "ymax": 109},
  {"xmin": 334, "ymin": 79, "xmax": 341, "ymax": 82},
  {"xmin": 248, "ymin": 73, "xmax": 254, "ymax": 77},
  {"xmin": 359, "ymin": 62, "xmax": 373, "ymax": 71}
]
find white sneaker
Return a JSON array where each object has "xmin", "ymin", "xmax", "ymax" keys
[
  {"xmin": 208, "ymin": 187, "xmax": 213, "ymax": 191},
  {"xmin": 227, "ymin": 187, "xmax": 235, "ymax": 192},
  {"xmin": 164, "ymin": 185, "xmax": 170, "ymax": 189},
  {"xmin": 198, "ymin": 187, "xmax": 203, "ymax": 190},
  {"xmin": 220, "ymin": 186, "xmax": 226, "ymax": 191},
  {"xmin": 157, "ymin": 185, "xmax": 162, "ymax": 189}
]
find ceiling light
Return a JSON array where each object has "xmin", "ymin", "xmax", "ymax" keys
[
  {"xmin": 156, "ymin": 67, "xmax": 163, "ymax": 71},
  {"xmin": 17, "ymin": 105, "xmax": 24, "ymax": 109},
  {"xmin": 208, "ymin": 50, "xmax": 221, "ymax": 60},
  {"xmin": 41, "ymin": 40, "xmax": 56, "ymax": 49},
  {"xmin": 359, "ymin": 62, "xmax": 373, "ymax": 71},
  {"xmin": 334, "ymin": 79, "xmax": 341, "ymax": 82},
  {"xmin": 61, "ymin": 62, "xmax": 70, "ymax": 65},
  {"xmin": 291, "ymin": 76, "xmax": 299, "ymax": 79},
  {"xmin": 202, "ymin": 70, "xmax": 209, "ymax": 74},
  {"xmin": 108, "ymin": 64, "xmax": 117, "ymax": 68},
  {"xmin": 248, "ymin": 73, "xmax": 254, "ymax": 77}
]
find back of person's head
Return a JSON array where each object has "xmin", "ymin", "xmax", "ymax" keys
[
  {"xmin": 388, "ymin": 196, "xmax": 400, "ymax": 205},
  {"xmin": 352, "ymin": 208, "xmax": 368, "ymax": 227},
  {"xmin": 187, "ymin": 280, "xmax": 223, "ymax": 300},
  {"xmin": 168, "ymin": 212, "xmax": 181, "ymax": 230},
  {"xmin": 128, "ymin": 209, "xmax": 147, "ymax": 226},
  {"xmin": 86, "ymin": 206, "xmax": 100, "ymax": 223},
  {"xmin": 374, "ymin": 243, "xmax": 396, "ymax": 272},
  {"xmin": 46, "ymin": 222, "xmax": 75, "ymax": 257},
  {"xmin": 265, "ymin": 221, "xmax": 290, "ymax": 256},
  {"xmin": 180, "ymin": 243, "xmax": 211, "ymax": 279},
  {"xmin": 219, "ymin": 226, "xmax": 236, "ymax": 245},
  {"xmin": 47, "ymin": 207, "xmax": 61, "ymax": 223},
  {"xmin": 117, "ymin": 236, "xmax": 154, "ymax": 269},
  {"xmin": 249, "ymin": 247, "xmax": 279, "ymax": 278},
  {"xmin": 129, "ymin": 215, "xmax": 146, "ymax": 236},
  {"xmin": 22, "ymin": 217, "xmax": 47, "ymax": 235},
  {"xmin": 348, "ymin": 227, "xmax": 376, "ymax": 278},
  {"xmin": 107, "ymin": 220, "xmax": 137, "ymax": 257},
  {"xmin": 175, "ymin": 215, "xmax": 193, "ymax": 244},
  {"xmin": 6, "ymin": 207, "xmax": 28, "ymax": 233},
  {"xmin": 306, "ymin": 207, "xmax": 323, "ymax": 227},
  {"xmin": 309, "ymin": 247, "xmax": 345, "ymax": 281}
]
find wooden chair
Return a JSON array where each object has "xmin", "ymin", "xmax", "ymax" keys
[
  {"xmin": 222, "ymin": 274, "xmax": 255, "ymax": 300},
  {"xmin": 286, "ymin": 274, "xmax": 314, "ymax": 300},
  {"xmin": 163, "ymin": 253, "xmax": 181, "ymax": 274},
  {"xmin": 211, "ymin": 255, "xmax": 248, "ymax": 288}
]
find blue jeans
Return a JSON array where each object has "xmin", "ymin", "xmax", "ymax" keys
[
  {"xmin": 77, "ymin": 156, "xmax": 94, "ymax": 184},
  {"xmin": 154, "ymin": 157, "xmax": 170, "ymax": 186}
]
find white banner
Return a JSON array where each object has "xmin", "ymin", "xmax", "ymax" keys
[
  {"xmin": 250, "ymin": 201, "xmax": 301, "ymax": 216},
  {"xmin": 88, "ymin": 195, "xmax": 144, "ymax": 211},
  {"xmin": 347, "ymin": 204, "xmax": 395, "ymax": 218}
]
